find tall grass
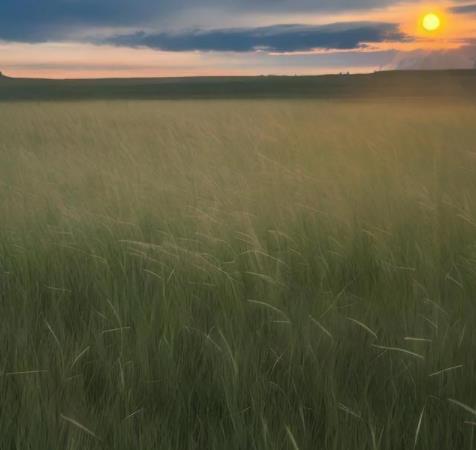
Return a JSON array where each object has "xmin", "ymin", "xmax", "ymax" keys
[{"xmin": 1, "ymin": 100, "xmax": 476, "ymax": 449}]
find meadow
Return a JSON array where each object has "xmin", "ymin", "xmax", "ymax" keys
[{"xmin": 1, "ymin": 99, "xmax": 476, "ymax": 449}]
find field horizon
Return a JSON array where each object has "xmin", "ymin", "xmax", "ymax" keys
[{"xmin": 1, "ymin": 69, "xmax": 476, "ymax": 101}]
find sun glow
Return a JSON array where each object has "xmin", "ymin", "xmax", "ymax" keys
[{"xmin": 422, "ymin": 13, "xmax": 441, "ymax": 32}]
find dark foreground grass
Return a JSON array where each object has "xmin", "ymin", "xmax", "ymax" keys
[{"xmin": 1, "ymin": 100, "xmax": 476, "ymax": 449}]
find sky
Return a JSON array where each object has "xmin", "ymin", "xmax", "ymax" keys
[{"xmin": 0, "ymin": 0, "xmax": 475, "ymax": 78}]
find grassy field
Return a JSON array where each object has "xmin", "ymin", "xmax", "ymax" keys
[{"xmin": 1, "ymin": 99, "xmax": 476, "ymax": 449}]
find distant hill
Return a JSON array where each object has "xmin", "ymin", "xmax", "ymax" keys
[
  {"xmin": 0, "ymin": 70, "xmax": 476, "ymax": 101},
  {"xmin": 385, "ymin": 49, "xmax": 476, "ymax": 71}
]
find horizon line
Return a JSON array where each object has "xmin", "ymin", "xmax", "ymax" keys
[{"xmin": 1, "ymin": 68, "xmax": 476, "ymax": 82}]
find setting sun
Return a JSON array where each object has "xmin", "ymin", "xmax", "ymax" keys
[{"xmin": 422, "ymin": 13, "xmax": 441, "ymax": 32}]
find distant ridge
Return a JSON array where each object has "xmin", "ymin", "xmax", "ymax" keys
[
  {"xmin": 386, "ymin": 51, "xmax": 476, "ymax": 71},
  {"xmin": 0, "ymin": 70, "xmax": 475, "ymax": 101}
]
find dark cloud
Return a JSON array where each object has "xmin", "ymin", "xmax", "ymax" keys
[
  {"xmin": 0, "ymin": 0, "xmax": 401, "ymax": 43},
  {"xmin": 103, "ymin": 23, "xmax": 407, "ymax": 53},
  {"xmin": 450, "ymin": 3, "xmax": 476, "ymax": 14}
]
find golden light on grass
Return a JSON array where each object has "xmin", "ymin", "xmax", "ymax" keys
[{"xmin": 422, "ymin": 13, "xmax": 441, "ymax": 32}]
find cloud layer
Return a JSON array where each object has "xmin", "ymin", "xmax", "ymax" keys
[
  {"xmin": 104, "ymin": 23, "xmax": 406, "ymax": 53},
  {"xmin": 451, "ymin": 3, "xmax": 476, "ymax": 14},
  {"xmin": 0, "ymin": 0, "xmax": 401, "ymax": 42}
]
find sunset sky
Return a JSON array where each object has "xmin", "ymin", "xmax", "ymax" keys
[{"xmin": 0, "ymin": 0, "xmax": 475, "ymax": 78}]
